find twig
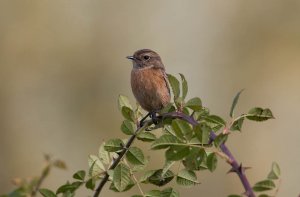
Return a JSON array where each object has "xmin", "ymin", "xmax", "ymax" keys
[
  {"xmin": 31, "ymin": 164, "xmax": 51, "ymax": 196},
  {"xmin": 124, "ymin": 159, "xmax": 145, "ymax": 197}
]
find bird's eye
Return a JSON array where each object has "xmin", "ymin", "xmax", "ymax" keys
[{"xmin": 143, "ymin": 55, "xmax": 150, "ymax": 60}]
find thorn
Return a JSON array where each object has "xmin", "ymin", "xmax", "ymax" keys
[
  {"xmin": 227, "ymin": 167, "xmax": 236, "ymax": 174},
  {"xmin": 239, "ymin": 163, "xmax": 251, "ymax": 173}
]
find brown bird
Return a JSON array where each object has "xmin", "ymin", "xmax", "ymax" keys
[{"xmin": 127, "ymin": 49, "xmax": 171, "ymax": 124}]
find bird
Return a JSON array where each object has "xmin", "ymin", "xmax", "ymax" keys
[{"xmin": 126, "ymin": 49, "xmax": 171, "ymax": 125}]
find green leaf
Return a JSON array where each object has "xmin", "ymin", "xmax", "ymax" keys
[
  {"xmin": 121, "ymin": 106, "xmax": 135, "ymax": 121},
  {"xmin": 167, "ymin": 74, "xmax": 180, "ymax": 99},
  {"xmin": 214, "ymin": 134, "xmax": 228, "ymax": 147},
  {"xmin": 183, "ymin": 148, "xmax": 207, "ymax": 171},
  {"xmin": 118, "ymin": 95, "xmax": 132, "ymax": 110},
  {"xmin": 109, "ymin": 181, "xmax": 134, "ymax": 192},
  {"xmin": 56, "ymin": 183, "xmax": 79, "ymax": 194},
  {"xmin": 121, "ymin": 120, "xmax": 136, "ymax": 135},
  {"xmin": 194, "ymin": 123, "xmax": 210, "ymax": 144},
  {"xmin": 176, "ymin": 169, "xmax": 199, "ymax": 187},
  {"xmin": 230, "ymin": 117, "xmax": 244, "ymax": 131},
  {"xmin": 98, "ymin": 142, "xmax": 110, "ymax": 165},
  {"xmin": 73, "ymin": 170, "xmax": 85, "ymax": 181},
  {"xmin": 140, "ymin": 170, "xmax": 156, "ymax": 183},
  {"xmin": 228, "ymin": 195, "xmax": 242, "ymax": 197},
  {"xmin": 137, "ymin": 132, "xmax": 157, "ymax": 142},
  {"xmin": 162, "ymin": 161, "xmax": 176, "ymax": 176},
  {"xmin": 184, "ymin": 97, "xmax": 202, "ymax": 111},
  {"xmin": 151, "ymin": 134, "xmax": 182, "ymax": 150},
  {"xmin": 126, "ymin": 147, "xmax": 145, "ymax": 165},
  {"xmin": 104, "ymin": 138, "xmax": 124, "ymax": 152},
  {"xmin": 88, "ymin": 155, "xmax": 105, "ymax": 176},
  {"xmin": 267, "ymin": 162, "xmax": 280, "ymax": 180},
  {"xmin": 161, "ymin": 187, "xmax": 179, "ymax": 197},
  {"xmin": 179, "ymin": 73, "xmax": 188, "ymax": 100},
  {"xmin": 207, "ymin": 153, "xmax": 218, "ymax": 172},
  {"xmin": 246, "ymin": 108, "xmax": 275, "ymax": 121},
  {"xmin": 113, "ymin": 163, "xmax": 134, "ymax": 192},
  {"xmin": 258, "ymin": 194, "xmax": 271, "ymax": 197},
  {"xmin": 171, "ymin": 119, "xmax": 193, "ymax": 141},
  {"xmin": 230, "ymin": 89, "xmax": 244, "ymax": 118},
  {"xmin": 148, "ymin": 169, "xmax": 174, "ymax": 186},
  {"xmin": 145, "ymin": 190, "xmax": 161, "ymax": 197},
  {"xmin": 204, "ymin": 115, "xmax": 226, "ymax": 131},
  {"xmin": 253, "ymin": 179, "xmax": 276, "ymax": 192},
  {"xmin": 166, "ymin": 146, "xmax": 190, "ymax": 161},
  {"xmin": 39, "ymin": 189, "xmax": 57, "ymax": 197},
  {"xmin": 132, "ymin": 195, "xmax": 143, "ymax": 197},
  {"xmin": 85, "ymin": 178, "xmax": 96, "ymax": 190}
]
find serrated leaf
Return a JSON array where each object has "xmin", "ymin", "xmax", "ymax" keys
[
  {"xmin": 118, "ymin": 95, "xmax": 132, "ymax": 110},
  {"xmin": 183, "ymin": 148, "xmax": 207, "ymax": 171},
  {"xmin": 267, "ymin": 162, "xmax": 280, "ymax": 180},
  {"xmin": 166, "ymin": 146, "xmax": 190, "ymax": 161},
  {"xmin": 214, "ymin": 133, "xmax": 228, "ymax": 147},
  {"xmin": 151, "ymin": 134, "xmax": 182, "ymax": 150},
  {"xmin": 207, "ymin": 153, "xmax": 218, "ymax": 172},
  {"xmin": 162, "ymin": 161, "xmax": 176, "ymax": 176},
  {"xmin": 85, "ymin": 178, "xmax": 96, "ymax": 190},
  {"xmin": 167, "ymin": 74, "xmax": 180, "ymax": 99},
  {"xmin": 104, "ymin": 138, "xmax": 124, "ymax": 152},
  {"xmin": 39, "ymin": 189, "xmax": 57, "ymax": 197},
  {"xmin": 171, "ymin": 119, "xmax": 193, "ymax": 141},
  {"xmin": 176, "ymin": 169, "xmax": 199, "ymax": 187},
  {"xmin": 121, "ymin": 120, "xmax": 136, "ymax": 135},
  {"xmin": 204, "ymin": 115, "xmax": 226, "ymax": 131},
  {"xmin": 179, "ymin": 73, "xmax": 188, "ymax": 100},
  {"xmin": 184, "ymin": 97, "xmax": 202, "ymax": 111},
  {"xmin": 148, "ymin": 169, "xmax": 174, "ymax": 186},
  {"xmin": 230, "ymin": 89, "xmax": 244, "ymax": 118},
  {"xmin": 246, "ymin": 108, "xmax": 275, "ymax": 121},
  {"xmin": 230, "ymin": 117, "xmax": 244, "ymax": 132},
  {"xmin": 88, "ymin": 155, "xmax": 105, "ymax": 176},
  {"xmin": 126, "ymin": 147, "xmax": 145, "ymax": 165},
  {"xmin": 137, "ymin": 132, "xmax": 157, "ymax": 142},
  {"xmin": 73, "ymin": 170, "xmax": 85, "ymax": 181},
  {"xmin": 194, "ymin": 123, "xmax": 210, "ymax": 144},
  {"xmin": 121, "ymin": 106, "xmax": 135, "ymax": 121},
  {"xmin": 98, "ymin": 142, "xmax": 110, "ymax": 165},
  {"xmin": 161, "ymin": 187, "xmax": 179, "ymax": 197},
  {"xmin": 113, "ymin": 163, "xmax": 134, "ymax": 192},
  {"xmin": 253, "ymin": 179, "xmax": 276, "ymax": 192}
]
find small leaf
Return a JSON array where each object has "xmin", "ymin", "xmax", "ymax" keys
[
  {"xmin": 73, "ymin": 170, "xmax": 85, "ymax": 181},
  {"xmin": 166, "ymin": 146, "xmax": 190, "ymax": 161},
  {"xmin": 267, "ymin": 162, "xmax": 280, "ymax": 180},
  {"xmin": 214, "ymin": 134, "xmax": 228, "ymax": 147},
  {"xmin": 171, "ymin": 119, "xmax": 193, "ymax": 141},
  {"xmin": 113, "ymin": 163, "xmax": 134, "ymax": 192},
  {"xmin": 183, "ymin": 148, "xmax": 207, "ymax": 171},
  {"xmin": 176, "ymin": 169, "xmax": 199, "ymax": 187},
  {"xmin": 161, "ymin": 187, "xmax": 179, "ymax": 197},
  {"xmin": 85, "ymin": 178, "xmax": 96, "ymax": 190},
  {"xmin": 167, "ymin": 74, "xmax": 180, "ymax": 99},
  {"xmin": 121, "ymin": 120, "xmax": 136, "ymax": 135},
  {"xmin": 88, "ymin": 155, "xmax": 105, "ymax": 176},
  {"xmin": 126, "ymin": 147, "xmax": 145, "ymax": 165},
  {"xmin": 204, "ymin": 115, "xmax": 226, "ymax": 131},
  {"xmin": 230, "ymin": 117, "xmax": 244, "ymax": 132},
  {"xmin": 151, "ymin": 134, "xmax": 182, "ymax": 150},
  {"xmin": 246, "ymin": 108, "xmax": 275, "ymax": 121},
  {"xmin": 104, "ymin": 138, "xmax": 124, "ymax": 152},
  {"xmin": 194, "ymin": 123, "xmax": 210, "ymax": 144},
  {"xmin": 98, "ymin": 142, "xmax": 110, "ymax": 165},
  {"xmin": 145, "ymin": 190, "xmax": 161, "ymax": 197},
  {"xmin": 140, "ymin": 170, "xmax": 156, "ymax": 183},
  {"xmin": 39, "ymin": 189, "xmax": 57, "ymax": 197},
  {"xmin": 179, "ymin": 73, "xmax": 188, "ymax": 100},
  {"xmin": 137, "ymin": 132, "xmax": 157, "ymax": 142},
  {"xmin": 53, "ymin": 160, "xmax": 67, "ymax": 169},
  {"xmin": 184, "ymin": 97, "xmax": 202, "ymax": 111},
  {"xmin": 118, "ymin": 95, "xmax": 132, "ymax": 110},
  {"xmin": 110, "ymin": 181, "xmax": 134, "ymax": 192},
  {"xmin": 56, "ymin": 183, "xmax": 78, "ymax": 194},
  {"xmin": 148, "ymin": 169, "xmax": 174, "ymax": 186},
  {"xmin": 230, "ymin": 89, "xmax": 244, "ymax": 118},
  {"xmin": 207, "ymin": 153, "xmax": 218, "ymax": 172},
  {"xmin": 253, "ymin": 179, "xmax": 276, "ymax": 192},
  {"xmin": 121, "ymin": 106, "xmax": 135, "ymax": 121}
]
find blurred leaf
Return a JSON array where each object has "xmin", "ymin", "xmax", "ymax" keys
[
  {"xmin": 161, "ymin": 187, "xmax": 179, "ymax": 197},
  {"xmin": 214, "ymin": 134, "xmax": 228, "ymax": 147},
  {"xmin": 160, "ymin": 103, "xmax": 176, "ymax": 114},
  {"xmin": 98, "ymin": 142, "xmax": 110, "ymax": 165},
  {"xmin": 56, "ymin": 182, "xmax": 81, "ymax": 194},
  {"xmin": 267, "ymin": 162, "xmax": 280, "ymax": 180},
  {"xmin": 194, "ymin": 123, "xmax": 210, "ymax": 144},
  {"xmin": 229, "ymin": 89, "xmax": 244, "ymax": 118},
  {"xmin": 85, "ymin": 178, "xmax": 96, "ymax": 190},
  {"xmin": 113, "ymin": 163, "xmax": 134, "ymax": 192},
  {"xmin": 204, "ymin": 115, "xmax": 226, "ymax": 131},
  {"xmin": 126, "ymin": 147, "xmax": 145, "ymax": 165},
  {"xmin": 167, "ymin": 74, "xmax": 180, "ymax": 99},
  {"xmin": 230, "ymin": 117, "xmax": 244, "ymax": 132},
  {"xmin": 73, "ymin": 170, "xmax": 85, "ymax": 181},
  {"xmin": 148, "ymin": 169, "xmax": 174, "ymax": 186},
  {"xmin": 39, "ymin": 189, "xmax": 57, "ymax": 197},
  {"xmin": 166, "ymin": 146, "xmax": 190, "ymax": 161},
  {"xmin": 88, "ymin": 155, "xmax": 105, "ymax": 176},
  {"xmin": 207, "ymin": 153, "xmax": 218, "ymax": 172},
  {"xmin": 137, "ymin": 132, "xmax": 157, "ymax": 142},
  {"xmin": 179, "ymin": 73, "xmax": 188, "ymax": 100},
  {"xmin": 61, "ymin": 190, "xmax": 74, "ymax": 197},
  {"xmin": 176, "ymin": 169, "xmax": 199, "ymax": 187},
  {"xmin": 246, "ymin": 108, "xmax": 274, "ymax": 121},
  {"xmin": 162, "ymin": 161, "xmax": 176, "ymax": 176},
  {"xmin": 183, "ymin": 148, "xmax": 206, "ymax": 171},
  {"xmin": 132, "ymin": 195, "xmax": 143, "ymax": 197},
  {"xmin": 258, "ymin": 194, "xmax": 271, "ymax": 197},
  {"xmin": 53, "ymin": 160, "xmax": 67, "ymax": 170},
  {"xmin": 145, "ymin": 190, "xmax": 161, "ymax": 197},
  {"xmin": 118, "ymin": 95, "xmax": 132, "ymax": 110},
  {"xmin": 228, "ymin": 195, "xmax": 242, "ymax": 197},
  {"xmin": 171, "ymin": 119, "xmax": 193, "ymax": 141},
  {"xmin": 151, "ymin": 134, "xmax": 182, "ymax": 150},
  {"xmin": 121, "ymin": 106, "xmax": 135, "ymax": 121},
  {"xmin": 253, "ymin": 179, "xmax": 276, "ymax": 192},
  {"xmin": 121, "ymin": 120, "xmax": 136, "ymax": 135},
  {"xmin": 104, "ymin": 139, "xmax": 124, "ymax": 152},
  {"xmin": 184, "ymin": 97, "xmax": 202, "ymax": 111}
]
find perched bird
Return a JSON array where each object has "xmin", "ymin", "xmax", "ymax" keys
[{"xmin": 127, "ymin": 49, "xmax": 171, "ymax": 123}]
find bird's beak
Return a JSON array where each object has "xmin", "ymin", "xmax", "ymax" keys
[{"xmin": 126, "ymin": 56, "xmax": 135, "ymax": 60}]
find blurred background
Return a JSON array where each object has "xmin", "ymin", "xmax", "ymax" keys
[{"xmin": 0, "ymin": 0, "xmax": 300, "ymax": 196}]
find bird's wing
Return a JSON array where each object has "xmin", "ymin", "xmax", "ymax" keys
[{"xmin": 162, "ymin": 71, "xmax": 171, "ymax": 96}]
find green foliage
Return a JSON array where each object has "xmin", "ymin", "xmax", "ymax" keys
[
  {"xmin": 112, "ymin": 163, "xmax": 134, "ymax": 192},
  {"xmin": 176, "ymin": 169, "xmax": 199, "ymax": 187},
  {"xmin": 39, "ymin": 189, "xmax": 57, "ymax": 197},
  {"xmin": 229, "ymin": 89, "xmax": 244, "ymax": 118}
]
